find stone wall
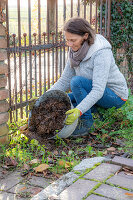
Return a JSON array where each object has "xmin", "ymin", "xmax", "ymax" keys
[{"xmin": 0, "ymin": 0, "xmax": 9, "ymax": 144}]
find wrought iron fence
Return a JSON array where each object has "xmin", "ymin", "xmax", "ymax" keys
[{"xmin": 6, "ymin": 0, "xmax": 111, "ymax": 122}]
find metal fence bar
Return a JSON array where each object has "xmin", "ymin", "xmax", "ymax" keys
[
  {"xmin": 59, "ymin": 31, "xmax": 62, "ymax": 76},
  {"xmin": 100, "ymin": 0, "xmax": 103, "ymax": 34},
  {"xmin": 23, "ymin": 33, "xmax": 28, "ymax": 117},
  {"xmin": 77, "ymin": 0, "xmax": 80, "ymax": 16},
  {"xmin": 43, "ymin": 32, "xmax": 46, "ymax": 92},
  {"xmin": 90, "ymin": 0, "xmax": 92, "ymax": 25},
  {"xmin": 55, "ymin": 0, "xmax": 58, "ymax": 82},
  {"xmin": 95, "ymin": 0, "xmax": 98, "ymax": 33},
  {"xmin": 104, "ymin": 0, "xmax": 108, "ymax": 37},
  {"xmin": 63, "ymin": 0, "xmax": 66, "ymax": 22},
  {"xmin": 33, "ymin": 33, "xmax": 37, "ymax": 96},
  {"xmin": 84, "ymin": 0, "xmax": 86, "ymax": 19},
  {"xmin": 52, "ymin": 32, "xmax": 55, "ymax": 85},
  {"xmin": 38, "ymin": 0, "xmax": 42, "ymax": 95},
  {"xmin": 28, "ymin": 0, "xmax": 32, "ymax": 99},
  {"xmin": 13, "ymin": 34, "xmax": 18, "ymax": 121},
  {"xmin": 47, "ymin": 0, "xmax": 50, "ymax": 89},
  {"xmin": 71, "ymin": 0, "xmax": 73, "ymax": 17},
  {"xmin": 17, "ymin": 0, "xmax": 23, "ymax": 118}
]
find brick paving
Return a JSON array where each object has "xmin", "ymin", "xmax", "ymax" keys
[{"xmin": 0, "ymin": 156, "xmax": 133, "ymax": 200}]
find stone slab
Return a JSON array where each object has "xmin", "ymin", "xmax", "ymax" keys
[
  {"xmin": 0, "ymin": 123, "xmax": 8, "ymax": 137},
  {"xmin": 58, "ymin": 179, "xmax": 98, "ymax": 200},
  {"xmin": 86, "ymin": 194, "xmax": 109, "ymax": 200},
  {"xmin": 0, "ymin": 134, "xmax": 8, "ymax": 144},
  {"xmin": 83, "ymin": 163, "xmax": 121, "ymax": 181},
  {"xmin": 118, "ymin": 171, "xmax": 133, "ymax": 180},
  {"xmin": 106, "ymin": 174, "xmax": 133, "ymax": 190},
  {"xmin": 0, "ymin": 112, "xmax": 9, "ymax": 124},
  {"xmin": 112, "ymin": 156, "xmax": 133, "ymax": 170},
  {"xmin": 95, "ymin": 184, "xmax": 133, "ymax": 200},
  {"xmin": 0, "ymin": 171, "xmax": 23, "ymax": 190},
  {"xmin": 31, "ymin": 172, "xmax": 79, "ymax": 200},
  {"xmin": 9, "ymin": 183, "xmax": 43, "ymax": 198},
  {"xmin": 0, "ymin": 100, "xmax": 9, "ymax": 112},
  {"xmin": 73, "ymin": 157, "xmax": 106, "ymax": 171},
  {"xmin": 0, "ymin": 76, "xmax": 7, "ymax": 88},
  {"xmin": 0, "ymin": 89, "xmax": 9, "ymax": 100},
  {"xmin": 27, "ymin": 175, "xmax": 50, "ymax": 188},
  {"xmin": 0, "ymin": 191, "xmax": 25, "ymax": 200}
]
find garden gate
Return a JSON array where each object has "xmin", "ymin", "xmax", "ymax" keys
[{"xmin": 6, "ymin": 0, "xmax": 111, "ymax": 122}]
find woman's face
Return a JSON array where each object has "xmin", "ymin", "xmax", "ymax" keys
[{"xmin": 65, "ymin": 31, "xmax": 88, "ymax": 52}]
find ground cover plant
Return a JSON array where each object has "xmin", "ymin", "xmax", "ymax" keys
[{"xmin": 0, "ymin": 91, "xmax": 132, "ymax": 180}]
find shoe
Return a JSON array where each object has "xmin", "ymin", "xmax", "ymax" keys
[{"xmin": 71, "ymin": 118, "xmax": 93, "ymax": 137}]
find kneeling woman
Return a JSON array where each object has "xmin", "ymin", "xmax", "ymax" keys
[{"xmin": 50, "ymin": 17, "xmax": 128, "ymax": 137}]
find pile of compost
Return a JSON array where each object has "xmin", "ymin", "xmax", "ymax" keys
[{"xmin": 29, "ymin": 97, "xmax": 71, "ymax": 137}]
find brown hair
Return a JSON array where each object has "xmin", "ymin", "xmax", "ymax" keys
[{"xmin": 64, "ymin": 17, "xmax": 95, "ymax": 45}]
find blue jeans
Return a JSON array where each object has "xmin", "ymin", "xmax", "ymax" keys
[{"xmin": 68, "ymin": 76, "xmax": 126, "ymax": 121}]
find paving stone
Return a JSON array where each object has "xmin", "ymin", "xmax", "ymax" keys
[
  {"xmin": 95, "ymin": 184, "xmax": 133, "ymax": 200},
  {"xmin": 73, "ymin": 157, "xmax": 106, "ymax": 171},
  {"xmin": 106, "ymin": 174, "xmax": 133, "ymax": 190},
  {"xmin": 27, "ymin": 175, "xmax": 50, "ymax": 188},
  {"xmin": 112, "ymin": 156, "xmax": 133, "ymax": 170},
  {"xmin": 8, "ymin": 183, "xmax": 43, "ymax": 198},
  {"xmin": 83, "ymin": 163, "xmax": 121, "ymax": 181},
  {"xmin": 0, "ymin": 191, "xmax": 25, "ymax": 200},
  {"xmin": 118, "ymin": 171, "xmax": 133, "ymax": 180},
  {"xmin": 0, "ymin": 171, "xmax": 23, "ymax": 190},
  {"xmin": 58, "ymin": 179, "xmax": 98, "ymax": 200},
  {"xmin": 86, "ymin": 194, "xmax": 109, "ymax": 200},
  {"xmin": 31, "ymin": 172, "xmax": 79, "ymax": 200}
]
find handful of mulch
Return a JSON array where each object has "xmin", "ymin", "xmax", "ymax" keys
[{"xmin": 28, "ymin": 90, "xmax": 71, "ymax": 137}]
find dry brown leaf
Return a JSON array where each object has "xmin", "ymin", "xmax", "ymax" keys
[
  {"xmin": 65, "ymin": 161, "xmax": 73, "ymax": 169},
  {"xmin": 90, "ymin": 132, "xmax": 98, "ymax": 136},
  {"xmin": 23, "ymin": 164, "xmax": 30, "ymax": 170},
  {"xmin": 125, "ymin": 193, "xmax": 133, "ymax": 196},
  {"xmin": 58, "ymin": 160, "xmax": 65, "ymax": 167},
  {"xmin": 34, "ymin": 164, "xmax": 49, "ymax": 173},
  {"xmin": 19, "ymin": 186, "xmax": 27, "ymax": 192},
  {"xmin": 30, "ymin": 159, "xmax": 40, "ymax": 165},
  {"xmin": 19, "ymin": 124, "xmax": 28, "ymax": 132},
  {"xmin": 107, "ymin": 147, "xmax": 116, "ymax": 152},
  {"xmin": 102, "ymin": 134, "xmax": 108, "ymax": 138}
]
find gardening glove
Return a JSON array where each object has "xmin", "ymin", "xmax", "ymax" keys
[{"xmin": 65, "ymin": 108, "xmax": 82, "ymax": 125}]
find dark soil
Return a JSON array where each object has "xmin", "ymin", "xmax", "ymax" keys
[{"xmin": 29, "ymin": 98, "xmax": 71, "ymax": 137}]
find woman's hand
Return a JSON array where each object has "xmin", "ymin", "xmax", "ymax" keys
[{"xmin": 65, "ymin": 108, "xmax": 82, "ymax": 125}]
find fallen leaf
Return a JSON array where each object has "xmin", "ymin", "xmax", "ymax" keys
[
  {"xmin": 19, "ymin": 186, "xmax": 27, "ymax": 192},
  {"xmin": 90, "ymin": 132, "xmax": 98, "ymax": 136},
  {"xmin": 23, "ymin": 164, "xmax": 30, "ymax": 170},
  {"xmin": 125, "ymin": 193, "xmax": 133, "ymax": 196},
  {"xmin": 5, "ymin": 157, "xmax": 18, "ymax": 167},
  {"xmin": 107, "ymin": 147, "xmax": 116, "ymax": 152},
  {"xmin": 65, "ymin": 162, "xmax": 73, "ymax": 169},
  {"xmin": 102, "ymin": 134, "xmax": 108, "ymax": 138},
  {"xmin": 19, "ymin": 124, "xmax": 28, "ymax": 132},
  {"xmin": 58, "ymin": 160, "xmax": 65, "ymax": 167},
  {"xmin": 30, "ymin": 159, "xmax": 40, "ymax": 165},
  {"xmin": 53, "ymin": 150, "xmax": 58, "ymax": 155},
  {"xmin": 34, "ymin": 164, "xmax": 49, "ymax": 173}
]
